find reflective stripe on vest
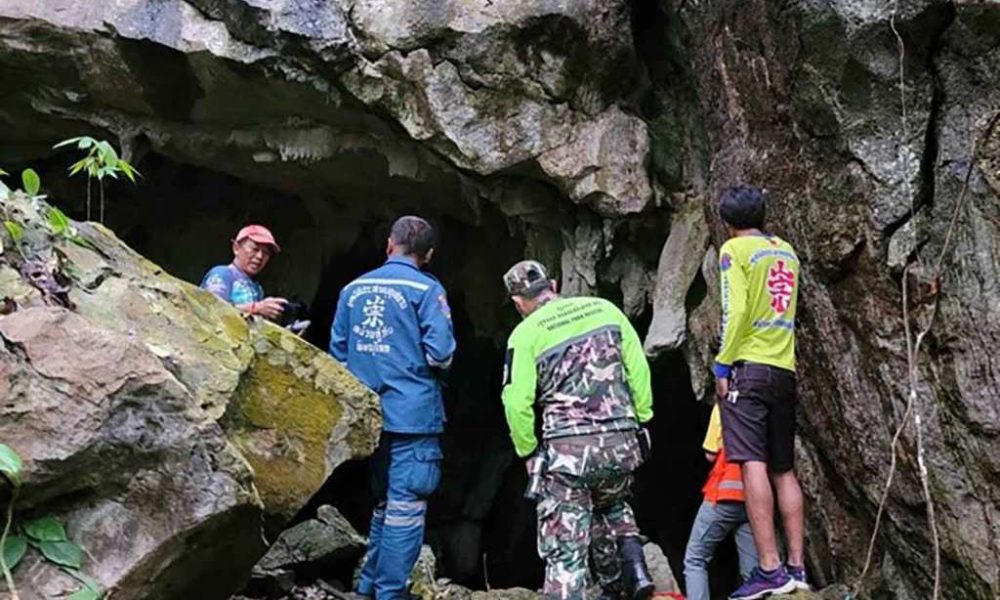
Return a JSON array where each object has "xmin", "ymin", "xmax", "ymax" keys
[{"xmin": 703, "ymin": 448, "xmax": 746, "ymax": 503}]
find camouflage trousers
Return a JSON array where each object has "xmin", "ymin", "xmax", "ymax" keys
[{"xmin": 537, "ymin": 432, "xmax": 642, "ymax": 600}]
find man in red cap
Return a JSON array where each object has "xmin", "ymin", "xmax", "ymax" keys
[{"xmin": 200, "ymin": 224, "xmax": 287, "ymax": 320}]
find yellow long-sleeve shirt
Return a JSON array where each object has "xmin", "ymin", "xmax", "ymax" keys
[
  {"xmin": 703, "ymin": 404, "xmax": 724, "ymax": 453},
  {"xmin": 714, "ymin": 234, "xmax": 800, "ymax": 378}
]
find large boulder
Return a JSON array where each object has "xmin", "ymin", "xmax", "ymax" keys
[{"xmin": 0, "ymin": 191, "xmax": 380, "ymax": 599}]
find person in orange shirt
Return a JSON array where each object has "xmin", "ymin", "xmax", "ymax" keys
[{"xmin": 682, "ymin": 405, "xmax": 758, "ymax": 600}]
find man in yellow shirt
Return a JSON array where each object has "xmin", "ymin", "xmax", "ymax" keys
[{"xmin": 713, "ymin": 186, "xmax": 808, "ymax": 600}]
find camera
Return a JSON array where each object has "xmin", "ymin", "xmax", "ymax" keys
[{"xmin": 279, "ymin": 296, "xmax": 311, "ymax": 334}]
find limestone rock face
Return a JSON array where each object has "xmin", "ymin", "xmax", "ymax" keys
[
  {"xmin": 643, "ymin": 201, "xmax": 709, "ymax": 357},
  {"xmin": 0, "ymin": 192, "xmax": 380, "ymax": 599},
  {"xmin": 0, "ymin": 0, "xmax": 652, "ymax": 219}
]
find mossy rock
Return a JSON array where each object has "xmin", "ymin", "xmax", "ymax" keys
[{"xmin": 223, "ymin": 320, "xmax": 380, "ymax": 522}]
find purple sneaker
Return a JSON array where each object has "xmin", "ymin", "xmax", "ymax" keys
[
  {"xmin": 786, "ymin": 564, "xmax": 810, "ymax": 591},
  {"xmin": 729, "ymin": 566, "xmax": 796, "ymax": 600}
]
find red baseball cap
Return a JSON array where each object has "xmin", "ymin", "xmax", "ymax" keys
[{"xmin": 235, "ymin": 224, "xmax": 281, "ymax": 253}]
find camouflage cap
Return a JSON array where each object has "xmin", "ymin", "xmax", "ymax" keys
[{"xmin": 503, "ymin": 260, "xmax": 550, "ymax": 297}]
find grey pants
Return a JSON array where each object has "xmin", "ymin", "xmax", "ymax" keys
[{"xmin": 683, "ymin": 499, "xmax": 758, "ymax": 600}]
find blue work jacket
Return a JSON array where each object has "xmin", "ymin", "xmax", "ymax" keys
[{"xmin": 330, "ymin": 257, "xmax": 456, "ymax": 434}]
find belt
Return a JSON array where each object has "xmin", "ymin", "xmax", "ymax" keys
[
  {"xmin": 733, "ymin": 360, "xmax": 795, "ymax": 375},
  {"xmin": 545, "ymin": 429, "xmax": 634, "ymax": 447}
]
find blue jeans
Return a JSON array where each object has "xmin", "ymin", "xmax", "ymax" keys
[
  {"xmin": 357, "ymin": 433, "xmax": 443, "ymax": 600},
  {"xmin": 683, "ymin": 500, "xmax": 758, "ymax": 600}
]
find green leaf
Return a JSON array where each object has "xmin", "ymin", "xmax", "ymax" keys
[
  {"xmin": 53, "ymin": 137, "xmax": 84, "ymax": 149},
  {"xmin": 96, "ymin": 164, "xmax": 117, "ymax": 180},
  {"xmin": 1, "ymin": 535, "xmax": 27, "ymax": 571},
  {"xmin": 96, "ymin": 141, "xmax": 119, "ymax": 165},
  {"xmin": 62, "ymin": 569, "xmax": 103, "ymax": 600},
  {"xmin": 21, "ymin": 168, "xmax": 41, "ymax": 196},
  {"xmin": 118, "ymin": 160, "xmax": 139, "ymax": 183},
  {"xmin": 4, "ymin": 220, "xmax": 24, "ymax": 244},
  {"xmin": 0, "ymin": 443, "xmax": 22, "ymax": 487},
  {"xmin": 69, "ymin": 234, "xmax": 97, "ymax": 251},
  {"xmin": 67, "ymin": 585, "xmax": 102, "ymax": 600},
  {"xmin": 38, "ymin": 539, "xmax": 83, "ymax": 568},
  {"xmin": 48, "ymin": 207, "xmax": 71, "ymax": 236},
  {"xmin": 24, "ymin": 516, "xmax": 68, "ymax": 542},
  {"xmin": 0, "ymin": 167, "xmax": 8, "ymax": 176},
  {"xmin": 68, "ymin": 158, "xmax": 90, "ymax": 177},
  {"xmin": 61, "ymin": 565, "xmax": 101, "ymax": 589},
  {"xmin": 78, "ymin": 137, "xmax": 95, "ymax": 150}
]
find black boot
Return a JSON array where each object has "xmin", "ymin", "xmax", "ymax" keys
[
  {"xmin": 618, "ymin": 536, "xmax": 654, "ymax": 600},
  {"xmin": 596, "ymin": 583, "xmax": 625, "ymax": 600}
]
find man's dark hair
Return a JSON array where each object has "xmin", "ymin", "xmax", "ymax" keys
[
  {"xmin": 390, "ymin": 216, "xmax": 436, "ymax": 257},
  {"xmin": 718, "ymin": 185, "xmax": 766, "ymax": 229}
]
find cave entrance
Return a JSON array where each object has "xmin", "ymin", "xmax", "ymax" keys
[{"xmin": 15, "ymin": 150, "xmax": 741, "ymax": 597}]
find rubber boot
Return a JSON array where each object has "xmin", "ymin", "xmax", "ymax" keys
[{"xmin": 618, "ymin": 536, "xmax": 655, "ymax": 600}]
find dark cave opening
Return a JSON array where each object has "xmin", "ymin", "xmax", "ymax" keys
[{"xmin": 13, "ymin": 151, "xmax": 744, "ymax": 599}]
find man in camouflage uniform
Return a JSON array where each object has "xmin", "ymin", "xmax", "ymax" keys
[{"xmin": 500, "ymin": 260, "xmax": 655, "ymax": 600}]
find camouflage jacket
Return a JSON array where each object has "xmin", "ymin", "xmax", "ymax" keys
[{"xmin": 501, "ymin": 296, "xmax": 653, "ymax": 457}]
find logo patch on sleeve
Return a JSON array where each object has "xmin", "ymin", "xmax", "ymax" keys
[
  {"xmin": 720, "ymin": 253, "xmax": 732, "ymax": 271},
  {"xmin": 438, "ymin": 293, "xmax": 452, "ymax": 320}
]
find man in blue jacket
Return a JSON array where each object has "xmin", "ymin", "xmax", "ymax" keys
[{"xmin": 330, "ymin": 216, "xmax": 456, "ymax": 600}]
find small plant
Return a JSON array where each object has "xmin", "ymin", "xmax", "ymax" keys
[
  {"xmin": 0, "ymin": 168, "xmax": 41, "ymax": 202},
  {"xmin": 0, "ymin": 168, "xmax": 46, "ymax": 260},
  {"xmin": 2, "ymin": 221, "xmax": 25, "ymax": 260},
  {"xmin": 0, "ymin": 443, "xmax": 100, "ymax": 599},
  {"xmin": 20, "ymin": 169, "xmax": 40, "ymax": 198},
  {"xmin": 46, "ymin": 205, "xmax": 94, "ymax": 251},
  {"xmin": 54, "ymin": 137, "xmax": 140, "ymax": 224}
]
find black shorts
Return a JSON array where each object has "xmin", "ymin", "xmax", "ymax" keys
[{"xmin": 719, "ymin": 362, "xmax": 797, "ymax": 472}]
